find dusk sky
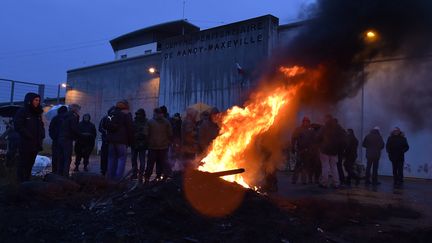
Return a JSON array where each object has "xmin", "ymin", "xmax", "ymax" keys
[{"xmin": 0, "ymin": 0, "xmax": 311, "ymax": 86}]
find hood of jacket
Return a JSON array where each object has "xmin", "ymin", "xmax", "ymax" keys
[{"xmin": 24, "ymin": 92, "xmax": 43, "ymax": 115}]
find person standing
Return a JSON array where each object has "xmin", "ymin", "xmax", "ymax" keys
[
  {"xmin": 291, "ymin": 117, "xmax": 314, "ymax": 184},
  {"xmin": 317, "ymin": 115, "xmax": 345, "ymax": 188},
  {"xmin": 131, "ymin": 109, "xmax": 148, "ymax": 182},
  {"xmin": 58, "ymin": 104, "xmax": 81, "ymax": 177},
  {"xmin": 362, "ymin": 126, "xmax": 385, "ymax": 185},
  {"xmin": 74, "ymin": 114, "xmax": 96, "ymax": 172},
  {"xmin": 13, "ymin": 92, "xmax": 45, "ymax": 182},
  {"xmin": 198, "ymin": 107, "xmax": 220, "ymax": 154},
  {"xmin": 98, "ymin": 107, "xmax": 114, "ymax": 176},
  {"xmin": 48, "ymin": 105, "xmax": 68, "ymax": 173},
  {"xmin": 181, "ymin": 108, "xmax": 198, "ymax": 170},
  {"xmin": 386, "ymin": 127, "xmax": 409, "ymax": 187},
  {"xmin": 144, "ymin": 108, "xmax": 173, "ymax": 183},
  {"xmin": 344, "ymin": 129, "xmax": 359, "ymax": 185},
  {"xmin": 106, "ymin": 100, "xmax": 133, "ymax": 181}
]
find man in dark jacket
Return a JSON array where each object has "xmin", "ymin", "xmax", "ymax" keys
[
  {"xmin": 181, "ymin": 108, "xmax": 198, "ymax": 170},
  {"xmin": 106, "ymin": 100, "xmax": 134, "ymax": 181},
  {"xmin": 386, "ymin": 127, "xmax": 409, "ymax": 187},
  {"xmin": 362, "ymin": 126, "xmax": 385, "ymax": 185},
  {"xmin": 74, "ymin": 114, "xmax": 96, "ymax": 172},
  {"xmin": 344, "ymin": 129, "xmax": 360, "ymax": 185},
  {"xmin": 13, "ymin": 92, "xmax": 45, "ymax": 182},
  {"xmin": 98, "ymin": 106, "xmax": 115, "ymax": 176},
  {"xmin": 317, "ymin": 115, "xmax": 345, "ymax": 188},
  {"xmin": 48, "ymin": 105, "xmax": 67, "ymax": 173},
  {"xmin": 291, "ymin": 116, "xmax": 315, "ymax": 184},
  {"xmin": 58, "ymin": 104, "xmax": 81, "ymax": 177},
  {"xmin": 198, "ymin": 107, "xmax": 220, "ymax": 153},
  {"xmin": 144, "ymin": 108, "xmax": 173, "ymax": 183},
  {"xmin": 131, "ymin": 109, "xmax": 148, "ymax": 182}
]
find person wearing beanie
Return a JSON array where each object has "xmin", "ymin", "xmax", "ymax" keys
[
  {"xmin": 13, "ymin": 92, "xmax": 45, "ymax": 182},
  {"xmin": 48, "ymin": 105, "xmax": 68, "ymax": 173},
  {"xmin": 106, "ymin": 100, "xmax": 134, "ymax": 181},
  {"xmin": 144, "ymin": 108, "xmax": 173, "ymax": 183},
  {"xmin": 74, "ymin": 113, "xmax": 97, "ymax": 172},
  {"xmin": 386, "ymin": 127, "xmax": 409, "ymax": 187},
  {"xmin": 58, "ymin": 104, "xmax": 81, "ymax": 176}
]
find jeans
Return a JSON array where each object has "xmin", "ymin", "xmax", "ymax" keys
[
  {"xmin": 58, "ymin": 138, "xmax": 73, "ymax": 177},
  {"xmin": 51, "ymin": 140, "xmax": 60, "ymax": 173},
  {"xmin": 17, "ymin": 149, "xmax": 38, "ymax": 182},
  {"xmin": 320, "ymin": 152, "xmax": 339, "ymax": 187},
  {"xmin": 145, "ymin": 149, "xmax": 169, "ymax": 180},
  {"xmin": 366, "ymin": 157, "xmax": 380, "ymax": 183},
  {"xmin": 100, "ymin": 141, "xmax": 108, "ymax": 175},
  {"xmin": 107, "ymin": 144, "xmax": 128, "ymax": 181},
  {"xmin": 131, "ymin": 148, "xmax": 146, "ymax": 176},
  {"xmin": 391, "ymin": 160, "xmax": 404, "ymax": 184}
]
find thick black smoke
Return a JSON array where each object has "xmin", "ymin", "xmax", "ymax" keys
[{"xmin": 274, "ymin": 0, "xmax": 432, "ymax": 104}]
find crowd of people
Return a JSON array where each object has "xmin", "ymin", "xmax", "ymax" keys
[
  {"xmin": 9, "ymin": 92, "xmax": 409, "ymax": 189},
  {"xmin": 12, "ymin": 93, "xmax": 221, "ymax": 183},
  {"xmin": 291, "ymin": 114, "xmax": 409, "ymax": 188}
]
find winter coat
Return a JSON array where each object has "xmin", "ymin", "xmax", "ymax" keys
[
  {"xmin": 75, "ymin": 119, "xmax": 97, "ymax": 154},
  {"xmin": 106, "ymin": 108, "xmax": 134, "ymax": 146},
  {"xmin": 59, "ymin": 111, "xmax": 80, "ymax": 140},
  {"xmin": 317, "ymin": 121, "xmax": 346, "ymax": 156},
  {"xmin": 291, "ymin": 125, "xmax": 315, "ymax": 152},
  {"xmin": 386, "ymin": 134, "xmax": 409, "ymax": 162},
  {"xmin": 145, "ymin": 117, "xmax": 173, "ymax": 150},
  {"xmin": 13, "ymin": 93, "xmax": 45, "ymax": 152},
  {"xmin": 345, "ymin": 133, "xmax": 359, "ymax": 159},
  {"xmin": 132, "ymin": 116, "xmax": 148, "ymax": 150},
  {"xmin": 49, "ymin": 113, "xmax": 66, "ymax": 141},
  {"xmin": 99, "ymin": 116, "xmax": 108, "ymax": 142},
  {"xmin": 362, "ymin": 130, "xmax": 385, "ymax": 160},
  {"xmin": 198, "ymin": 119, "xmax": 220, "ymax": 151},
  {"xmin": 181, "ymin": 119, "xmax": 198, "ymax": 154}
]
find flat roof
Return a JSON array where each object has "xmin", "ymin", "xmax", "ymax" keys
[{"xmin": 110, "ymin": 20, "xmax": 200, "ymax": 51}]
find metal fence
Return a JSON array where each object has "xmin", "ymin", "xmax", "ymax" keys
[{"xmin": 0, "ymin": 78, "xmax": 66, "ymax": 105}]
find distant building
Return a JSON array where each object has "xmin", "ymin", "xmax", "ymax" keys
[{"xmin": 66, "ymin": 15, "xmax": 301, "ymax": 123}]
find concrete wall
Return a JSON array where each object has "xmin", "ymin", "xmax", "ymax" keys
[
  {"xmin": 158, "ymin": 15, "xmax": 279, "ymax": 114},
  {"xmin": 66, "ymin": 53, "xmax": 161, "ymax": 129}
]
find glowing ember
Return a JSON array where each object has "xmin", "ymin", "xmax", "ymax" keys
[{"xmin": 198, "ymin": 66, "xmax": 306, "ymax": 188}]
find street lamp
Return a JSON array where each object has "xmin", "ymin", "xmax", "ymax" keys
[
  {"xmin": 360, "ymin": 29, "xmax": 379, "ymax": 163},
  {"xmin": 148, "ymin": 67, "xmax": 160, "ymax": 75},
  {"xmin": 57, "ymin": 83, "xmax": 67, "ymax": 104}
]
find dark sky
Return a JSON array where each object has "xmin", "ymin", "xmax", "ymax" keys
[{"xmin": 0, "ymin": 0, "xmax": 310, "ymax": 85}]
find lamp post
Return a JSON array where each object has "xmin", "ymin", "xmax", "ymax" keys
[
  {"xmin": 360, "ymin": 29, "xmax": 378, "ymax": 163},
  {"xmin": 57, "ymin": 83, "xmax": 67, "ymax": 104}
]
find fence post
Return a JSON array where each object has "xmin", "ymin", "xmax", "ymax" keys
[
  {"xmin": 38, "ymin": 84, "xmax": 45, "ymax": 104},
  {"xmin": 10, "ymin": 81, "xmax": 15, "ymax": 105}
]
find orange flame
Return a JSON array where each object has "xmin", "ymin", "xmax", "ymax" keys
[{"xmin": 198, "ymin": 66, "xmax": 306, "ymax": 188}]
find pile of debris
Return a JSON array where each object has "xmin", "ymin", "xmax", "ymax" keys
[{"xmin": 0, "ymin": 171, "xmax": 431, "ymax": 243}]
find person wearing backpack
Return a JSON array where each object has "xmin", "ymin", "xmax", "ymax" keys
[{"xmin": 106, "ymin": 100, "xmax": 134, "ymax": 181}]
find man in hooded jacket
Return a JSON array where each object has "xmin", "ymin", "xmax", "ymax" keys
[
  {"xmin": 131, "ymin": 109, "xmax": 148, "ymax": 181},
  {"xmin": 49, "ymin": 105, "xmax": 68, "ymax": 173},
  {"xmin": 362, "ymin": 127, "xmax": 385, "ymax": 185},
  {"xmin": 58, "ymin": 104, "xmax": 81, "ymax": 176},
  {"xmin": 14, "ymin": 92, "xmax": 45, "ymax": 182},
  {"xmin": 386, "ymin": 127, "xmax": 409, "ymax": 187},
  {"xmin": 74, "ymin": 113, "xmax": 97, "ymax": 172}
]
